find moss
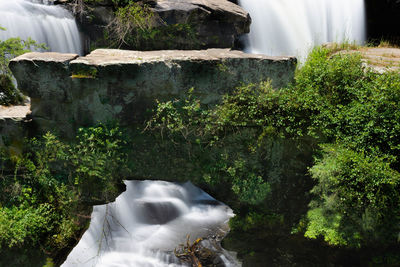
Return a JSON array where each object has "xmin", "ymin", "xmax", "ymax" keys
[{"xmin": 71, "ymin": 67, "xmax": 98, "ymax": 79}]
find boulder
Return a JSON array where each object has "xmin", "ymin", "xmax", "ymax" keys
[
  {"xmin": 133, "ymin": 200, "xmax": 182, "ymax": 224},
  {"xmin": 71, "ymin": 0, "xmax": 251, "ymax": 51},
  {"xmin": 10, "ymin": 49, "xmax": 296, "ymax": 137},
  {"xmin": 0, "ymin": 105, "xmax": 31, "ymax": 153},
  {"xmin": 152, "ymin": 0, "xmax": 251, "ymax": 48}
]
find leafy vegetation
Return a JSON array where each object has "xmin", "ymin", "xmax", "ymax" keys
[
  {"xmin": 306, "ymin": 145, "xmax": 400, "ymax": 247},
  {"xmin": 106, "ymin": 1, "xmax": 156, "ymax": 48},
  {"xmin": 74, "ymin": 0, "xmax": 198, "ymax": 50},
  {"xmin": 1, "ymin": 43, "xmax": 400, "ymax": 264},
  {"xmin": 143, "ymin": 46, "xmax": 400, "ymax": 251},
  {"xmin": 0, "ymin": 124, "xmax": 129, "ymax": 264},
  {"xmin": 0, "ymin": 27, "xmax": 45, "ymax": 105},
  {"xmin": 105, "ymin": 1, "xmax": 198, "ymax": 50}
]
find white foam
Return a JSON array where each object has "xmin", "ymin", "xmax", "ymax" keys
[
  {"xmin": 239, "ymin": 0, "xmax": 366, "ymax": 61},
  {"xmin": 0, "ymin": 0, "xmax": 82, "ymax": 54},
  {"xmin": 62, "ymin": 180, "xmax": 239, "ymax": 267}
]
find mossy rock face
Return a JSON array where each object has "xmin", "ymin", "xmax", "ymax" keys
[
  {"xmin": 69, "ymin": 0, "xmax": 251, "ymax": 52},
  {"xmin": 9, "ymin": 49, "xmax": 296, "ymax": 138}
]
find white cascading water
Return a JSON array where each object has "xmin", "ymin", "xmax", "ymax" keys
[
  {"xmin": 0, "ymin": 0, "xmax": 82, "ymax": 54},
  {"xmin": 63, "ymin": 180, "xmax": 240, "ymax": 267},
  {"xmin": 239, "ymin": 0, "xmax": 366, "ymax": 60}
]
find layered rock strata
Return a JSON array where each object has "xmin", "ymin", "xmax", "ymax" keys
[
  {"xmin": 10, "ymin": 49, "xmax": 296, "ymax": 137},
  {"xmin": 72, "ymin": 0, "xmax": 251, "ymax": 51}
]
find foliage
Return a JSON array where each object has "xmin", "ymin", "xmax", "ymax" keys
[
  {"xmin": 147, "ymin": 88, "xmax": 275, "ymax": 206},
  {"xmin": 145, "ymin": 45, "xmax": 400, "ymax": 250},
  {"xmin": 293, "ymin": 47, "xmax": 400, "ymax": 152},
  {"xmin": 292, "ymin": 47, "xmax": 400, "ymax": 247},
  {"xmin": 71, "ymin": 125, "xmax": 129, "ymax": 202},
  {"xmin": 106, "ymin": 2, "xmax": 155, "ymax": 48},
  {"xmin": 305, "ymin": 145, "xmax": 400, "ymax": 247},
  {"xmin": 0, "ymin": 27, "xmax": 45, "ymax": 105},
  {"xmin": 105, "ymin": 2, "xmax": 198, "ymax": 50},
  {"xmin": 0, "ymin": 124, "xmax": 129, "ymax": 259}
]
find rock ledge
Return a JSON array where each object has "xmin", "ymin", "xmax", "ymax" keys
[{"xmin": 10, "ymin": 49, "xmax": 296, "ymax": 137}]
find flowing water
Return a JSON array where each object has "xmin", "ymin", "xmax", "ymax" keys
[
  {"xmin": 0, "ymin": 0, "xmax": 82, "ymax": 54},
  {"xmin": 63, "ymin": 180, "xmax": 239, "ymax": 267},
  {"xmin": 239, "ymin": 0, "xmax": 366, "ymax": 60}
]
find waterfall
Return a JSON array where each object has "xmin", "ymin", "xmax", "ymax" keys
[
  {"xmin": 0, "ymin": 0, "xmax": 82, "ymax": 55},
  {"xmin": 239, "ymin": 0, "xmax": 366, "ymax": 60},
  {"xmin": 63, "ymin": 180, "xmax": 239, "ymax": 267}
]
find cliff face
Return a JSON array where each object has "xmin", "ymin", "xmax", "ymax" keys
[
  {"xmin": 9, "ymin": 49, "xmax": 296, "ymax": 137},
  {"xmin": 70, "ymin": 0, "xmax": 251, "ymax": 52},
  {"xmin": 152, "ymin": 0, "xmax": 251, "ymax": 48}
]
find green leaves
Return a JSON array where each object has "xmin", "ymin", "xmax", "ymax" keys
[
  {"xmin": 0, "ymin": 124, "xmax": 129, "ymax": 255},
  {"xmin": 71, "ymin": 124, "xmax": 129, "ymax": 202},
  {"xmin": 146, "ymin": 44, "xmax": 400, "ymax": 249},
  {"xmin": 0, "ymin": 204, "xmax": 54, "ymax": 249},
  {"xmin": 306, "ymin": 145, "xmax": 400, "ymax": 247},
  {"xmin": 0, "ymin": 28, "xmax": 46, "ymax": 105},
  {"xmin": 104, "ymin": 2, "xmax": 198, "ymax": 50},
  {"xmin": 293, "ymin": 46, "xmax": 400, "ymax": 247}
]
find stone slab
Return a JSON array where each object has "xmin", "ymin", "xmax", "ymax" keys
[
  {"xmin": 337, "ymin": 47, "xmax": 400, "ymax": 73},
  {"xmin": 13, "ymin": 52, "xmax": 78, "ymax": 63},
  {"xmin": 0, "ymin": 105, "xmax": 31, "ymax": 119},
  {"xmin": 0, "ymin": 105, "xmax": 31, "ymax": 150},
  {"xmin": 10, "ymin": 49, "xmax": 297, "ymax": 137},
  {"xmin": 71, "ymin": 49, "xmax": 291, "ymax": 65},
  {"xmin": 358, "ymin": 47, "xmax": 400, "ymax": 72}
]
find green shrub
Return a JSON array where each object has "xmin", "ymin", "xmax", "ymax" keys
[
  {"xmin": 145, "ymin": 45, "xmax": 400, "ymax": 250},
  {"xmin": 0, "ymin": 124, "xmax": 129, "ymax": 259},
  {"xmin": 0, "ymin": 204, "xmax": 55, "ymax": 248},
  {"xmin": 292, "ymin": 47, "xmax": 400, "ymax": 247},
  {"xmin": 0, "ymin": 28, "xmax": 45, "ymax": 105},
  {"xmin": 306, "ymin": 145, "xmax": 400, "ymax": 247}
]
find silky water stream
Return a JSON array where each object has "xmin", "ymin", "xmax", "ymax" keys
[
  {"xmin": 63, "ymin": 180, "xmax": 240, "ymax": 267},
  {"xmin": 0, "ymin": 0, "xmax": 82, "ymax": 54},
  {"xmin": 239, "ymin": 0, "xmax": 366, "ymax": 60}
]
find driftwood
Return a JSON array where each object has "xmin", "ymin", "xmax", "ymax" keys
[{"xmin": 174, "ymin": 235, "xmax": 204, "ymax": 267}]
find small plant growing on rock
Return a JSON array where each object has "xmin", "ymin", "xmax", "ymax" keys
[{"xmin": 105, "ymin": 1, "xmax": 198, "ymax": 50}]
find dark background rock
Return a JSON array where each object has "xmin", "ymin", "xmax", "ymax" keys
[
  {"xmin": 152, "ymin": 0, "xmax": 250, "ymax": 49},
  {"xmin": 61, "ymin": 0, "xmax": 251, "ymax": 53},
  {"xmin": 366, "ymin": 0, "xmax": 400, "ymax": 45}
]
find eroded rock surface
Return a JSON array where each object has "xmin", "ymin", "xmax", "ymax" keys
[
  {"xmin": 10, "ymin": 49, "xmax": 296, "ymax": 137},
  {"xmin": 358, "ymin": 47, "xmax": 400, "ymax": 73},
  {"xmin": 0, "ymin": 104, "xmax": 31, "ymax": 151},
  {"xmin": 152, "ymin": 0, "xmax": 250, "ymax": 48},
  {"xmin": 334, "ymin": 46, "xmax": 400, "ymax": 73},
  {"xmin": 72, "ymin": 0, "xmax": 250, "ymax": 51}
]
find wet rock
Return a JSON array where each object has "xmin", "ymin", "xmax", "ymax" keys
[{"xmin": 133, "ymin": 200, "xmax": 182, "ymax": 224}]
